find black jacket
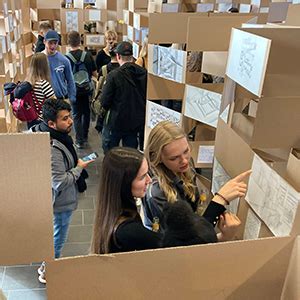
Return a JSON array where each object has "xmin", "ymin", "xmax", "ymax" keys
[
  {"xmin": 101, "ymin": 62, "xmax": 147, "ymax": 133},
  {"xmin": 35, "ymin": 35, "xmax": 45, "ymax": 53}
]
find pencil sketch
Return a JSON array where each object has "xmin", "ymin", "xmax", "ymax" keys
[
  {"xmin": 152, "ymin": 45, "xmax": 186, "ymax": 83},
  {"xmin": 243, "ymin": 209, "xmax": 261, "ymax": 240},
  {"xmin": 147, "ymin": 101, "xmax": 181, "ymax": 129},
  {"xmin": 212, "ymin": 158, "xmax": 239, "ymax": 214},
  {"xmin": 197, "ymin": 145, "xmax": 214, "ymax": 164},
  {"xmin": 66, "ymin": 11, "xmax": 78, "ymax": 32},
  {"xmin": 245, "ymin": 154, "xmax": 300, "ymax": 236},
  {"xmin": 184, "ymin": 85, "xmax": 223, "ymax": 128},
  {"xmin": 226, "ymin": 28, "xmax": 271, "ymax": 97},
  {"xmin": 127, "ymin": 26, "xmax": 133, "ymax": 41},
  {"xmin": 133, "ymin": 42, "xmax": 139, "ymax": 59},
  {"xmin": 86, "ymin": 35, "xmax": 104, "ymax": 46}
]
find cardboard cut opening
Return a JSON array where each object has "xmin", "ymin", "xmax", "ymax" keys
[
  {"xmin": 46, "ymin": 236, "xmax": 295, "ymax": 300},
  {"xmin": 0, "ymin": 133, "xmax": 54, "ymax": 265}
]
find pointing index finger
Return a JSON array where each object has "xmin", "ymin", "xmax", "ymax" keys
[{"xmin": 233, "ymin": 170, "xmax": 252, "ymax": 183}]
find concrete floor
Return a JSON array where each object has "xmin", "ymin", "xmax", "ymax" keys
[{"xmin": 0, "ymin": 122, "xmax": 103, "ymax": 300}]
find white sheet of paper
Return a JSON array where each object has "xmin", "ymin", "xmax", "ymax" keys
[
  {"xmin": 66, "ymin": 11, "xmax": 78, "ymax": 32},
  {"xmin": 89, "ymin": 10, "xmax": 101, "ymax": 21},
  {"xmin": 184, "ymin": 85, "xmax": 223, "ymax": 128},
  {"xmin": 133, "ymin": 42, "xmax": 139, "ymax": 59},
  {"xmin": 147, "ymin": 101, "xmax": 181, "ymax": 129},
  {"xmin": 127, "ymin": 25, "xmax": 133, "ymax": 41},
  {"xmin": 245, "ymin": 154, "xmax": 300, "ymax": 236},
  {"xmin": 226, "ymin": 28, "xmax": 271, "ymax": 97},
  {"xmin": 243, "ymin": 209, "xmax": 262, "ymax": 240},
  {"xmin": 86, "ymin": 35, "xmax": 104, "ymax": 46},
  {"xmin": 197, "ymin": 145, "xmax": 214, "ymax": 164},
  {"xmin": 152, "ymin": 45, "xmax": 186, "ymax": 83}
]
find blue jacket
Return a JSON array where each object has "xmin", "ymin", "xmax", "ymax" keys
[{"xmin": 44, "ymin": 51, "xmax": 76, "ymax": 103}]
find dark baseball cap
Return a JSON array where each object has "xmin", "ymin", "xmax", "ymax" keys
[
  {"xmin": 114, "ymin": 41, "xmax": 133, "ymax": 56},
  {"xmin": 44, "ymin": 30, "xmax": 59, "ymax": 42}
]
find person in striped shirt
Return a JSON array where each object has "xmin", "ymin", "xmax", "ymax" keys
[{"xmin": 26, "ymin": 52, "xmax": 56, "ymax": 128}]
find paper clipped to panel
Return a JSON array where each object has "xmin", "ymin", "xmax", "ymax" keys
[
  {"xmin": 243, "ymin": 209, "xmax": 262, "ymax": 240},
  {"xmin": 226, "ymin": 29, "xmax": 271, "ymax": 97},
  {"xmin": 66, "ymin": 11, "xmax": 79, "ymax": 32},
  {"xmin": 150, "ymin": 45, "xmax": 187, "ymax": 83},
  {"xmin": 184, "ymin": 85, "xmax": 224, "ymax": 128},
  {"xmin": 212, "ymin": 157, "xmax": 239, "ymax": 214},
  {"xmin": 197, "ymin": 145, "xmax": 214, "ymax": 164},
  {"xmin": 146, "ymin": 101, "xmax": 181, "ymax": 129},
  {"xmin": 245, "ymin": 154, "xmax": 300, "ymax": 237}
]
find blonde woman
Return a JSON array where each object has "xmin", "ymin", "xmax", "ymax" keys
[
  {"xmin": 26, "ymin": 52, "xmax": 55, "ymax": 128},
  {"xmin": 144, "ymin": 121, "xmax": 251, "ymax": 242},
  {"xmin": 95, "ymin": 30, "xmax": 118, "ymax": 75},
  {"xmin": 135, "ymin": 36, "xmax": 148, "ymax": 69}
]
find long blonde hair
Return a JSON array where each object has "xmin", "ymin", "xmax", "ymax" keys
[
  {"xmin": 145, "ymin": 121, "xmax": 195, "ymax": 203},
  {"xmin": 27, "ymin": 53, "xmax": 51, "ymax": 85},
  {"xmin": 139, "ymin": 35, "xmax": 148, "ymax": 58}
]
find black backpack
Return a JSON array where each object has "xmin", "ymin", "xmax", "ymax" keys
[{"xmin": 66, "ymin": 51, "xmax": 93, "ymax": 95}]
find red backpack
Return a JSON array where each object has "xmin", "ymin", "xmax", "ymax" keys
[{"xmin": 6, "ymin": 81, "xmax": 41, "ymax": 122}]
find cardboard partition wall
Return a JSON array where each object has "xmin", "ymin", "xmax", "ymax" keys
[
  {"xmin": 285, "ymin": 4, "xmax": 300, "ymax": 26},
  {"xmin": 281, "ymin": 236, "xmax": 300, "ymax": 300},
  {"xmin": 46, "ymin": 236, "xmax": 295, "ymax": 300},
  {"xmin": 201, "ymin": 51, "xmax": 228, "ymax": 77},
  {"xmin": 231, "ymin": 96, "xmax": 300, "ymax": 148},
  {"xmin": 186, "ymin": 15, "xmax": 255, "ymax": 51},
  {"xmin": 0, "ymin": 133, "xmax": 53, "ymax": 265},
  {"xmin": 148, "ymin": 12, "xmax": 208, "ymax": 44},
  {"xmin": 285, "ymin": 149, "xmax": 300, "ymax": 192}
]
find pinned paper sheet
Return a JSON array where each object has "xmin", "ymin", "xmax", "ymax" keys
[
  {"xmin": 246, "ymin": 154, "xmax": 300, "ymax": 236},
  {"xmin": 146, "ymin": 101, "xmax": 181, "ymax": 129},
  {"xmin": 226, "ymin": 28, "xmax": 271, "ymax": 96},
  {"xmin": 151, "ymin": 45, "xmax": 187, "ymax": 83},
  {"xmin": 244, "ymin": 209, "xmax": 262, "ymax": 240},
  {"xmin": 212, "ymin": 157, "xmax": 239, "ymax": 214},
  {"xmin": 197, "ymin": 145, "xmax": 214, "ymax": 164},
  {"xmin": 184, "ymin": 85, "xmax": 223, "ymax": 128},
  {"xmin": 89, "ymin": 10, "xmax": 101, "ymax": 21},
  {"xmin": 66, "ymin": 11, "xmax": 78, "ymax": 32}
]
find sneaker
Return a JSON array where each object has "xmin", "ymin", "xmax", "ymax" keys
[
  {"xmin": 37, "ymin": 261, "xmax": 45, "ymax": 275},
  {"xmin": 38, "ymin": 272, "xmax": 46, "ymax": 284},
  {"xmin": 74, "ymin": 141, "xmax": 84, "ymax": 149}
]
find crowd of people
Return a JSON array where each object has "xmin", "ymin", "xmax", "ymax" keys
[{"xmin": 26, "ymin": 23, "xmax": 250, "ymax": 284}]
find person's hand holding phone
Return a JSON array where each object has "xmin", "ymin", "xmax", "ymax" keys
[{"xmin": 77, "ymin": 152, "xmax": 98, "ymax": 169}]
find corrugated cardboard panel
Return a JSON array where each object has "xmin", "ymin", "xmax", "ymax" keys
[
  {"xmin": 285, "ymin": 4, "xmax": 300, "ymax": 26},
  {"xmin": 0, "ymin": 133, "xmax": 53, "ymax": 265},
  {"xmin": 186, "ymin": 16, "xmax": 254, "ymax": 51},
  {"xmin": 148, "ymin": 12, "xmax": 208, "ymax": 43},
  {"xmin": 281, "ymin": 236, "xmax": 300, "ymax": 300},
  {"xmin": 46, "ymin": 236, "xmax": 294, "ymax": 300}
]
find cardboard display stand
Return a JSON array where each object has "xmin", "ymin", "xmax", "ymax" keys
[
  {"xmin": 46, "ymin": 236, "xmax": 295, "ymax": 299},
  {"xmin": 0, "ymin": 133, "xmax": 54, "ymax": 265}
]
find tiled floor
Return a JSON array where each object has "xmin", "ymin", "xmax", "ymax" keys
[{"xmin": 0, "ymin": 123, "xmax": 103, "ymax": 299}]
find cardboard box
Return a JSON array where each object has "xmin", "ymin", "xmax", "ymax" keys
[
  {"xmin": 129, "ymin": 0, "xmax": 148, "ymax": 12},
  {"xmin": 60, "ymin": 9, "xmax": 84, "ymax": 34},
  {"xmin": 35, "ymin": 0, "xmax": 61, "ymax": 9},
  {"xmin": 0, "ymin": 133, "xmax": 54, "ymax": 265},
  {"xmin": 46, "ymin": 236, "xmax": 296, "ymax": 299}
]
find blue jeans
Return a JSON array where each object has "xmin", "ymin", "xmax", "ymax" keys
[
  {"xmin": 53, "ymin": 211, "xmax": 73, "ymax": 258},
  {"xmin": 102, "ymin": 126, "xmax": 138, "ymax": 154}
]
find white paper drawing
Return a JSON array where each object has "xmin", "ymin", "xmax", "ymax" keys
[
  {"xmin": 212, "ymin": 158, "xmax": 239, "ymax": 214},
  {"xmin": 127, "ymin": 25, "xmax": 134, "ymax": 41},
  {"xmin": 226, "ymin": 29, "xmax": 271, "ymax": 97},
  {"xmin": 133, "ymin": 42, "xmax": 139, "ymax": 59},
  {"xmin": 197, "ymin": 3, "xmax": 214, "ymax": 12},
  {"xmin": 66, "ymin": 11, "xmax": 79, "ymax": 32},
  {"xmin": 89, "ymin": 10, "xmax": 101, "ymax": 21},
  {"xmin": 147, "ymin": 101, "xmax": 181, "ymax": 129},
  {"xmin": 184, "ymin": 85, "xmax": 223, "ymax": 128},
  {"xmin": 245, "ymin": 154, "xmax": 300, "ymax": 237},
  {"xmin": 243, "ymin": 209, "xmax": 261, "ymax": 240},
  {"xmin": 86, "ymin": 35, "xmax": 104, "ymax": 46},
  {"xmin": 152, "ymin": 45, "xmax": 186, "ymax": 83},
  {"xmin": 197, "ymin": 146, "xmax": 214, "ymax": 164}
]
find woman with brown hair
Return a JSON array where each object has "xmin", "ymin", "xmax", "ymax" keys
[
  {"xmin": 144, "ymin": 120, "xmax": 251, "ymax": 242},
  {"xmin": 26, "ymin": 52, "xmax": 55, "ymax": 128},
  {"xmin": 91, "ymin": 147, "xmax": 158, "ymax": 254}
]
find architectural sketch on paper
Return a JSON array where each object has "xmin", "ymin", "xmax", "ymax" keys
[
  {"xmin": 212, "ymin": 158, "xmax": 239, "ymax": 214},
  {"xmin": 245, "ymin": 154, "xmax": 300, "ymax": 237},
  {"xmin": 152, "ymin": 45, "xmax": 186, "ymax": 83},
  {"xmin": 86, "ymin": 35, "xmax": 104, "ymax": 46},
  {"xmin": 66, "ymin": 11, "xmax": 78, "ymax": 32},
  {"xmin": 226, "ymin": 29, "xmax": 271, "ymax": 97},
  {"xmin": 243, "ymin": 209, "xmax": 261, "ymax": 240},
  {"xmin": 197, "ymin": 145, "xmax": 214, "ymax": 164},
  {"xmin": 184, "ymin": 85, "xmax": 223, "ymax": 128},
  {"xmin": 147, "ymin": 101, "xmax": 181, "ymax": 129}
]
